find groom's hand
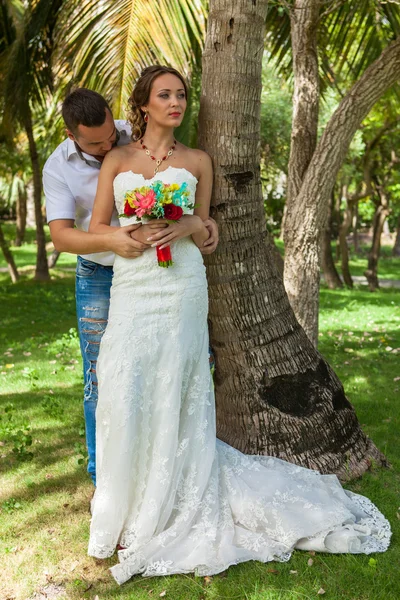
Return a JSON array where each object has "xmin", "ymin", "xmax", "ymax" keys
[{"xmin": 200, "ymin": 218, "xmax": 219, "ymax": 255}]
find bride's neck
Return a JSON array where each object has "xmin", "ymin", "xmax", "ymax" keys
[{"xmin": 141, "ymin": 125, "xmax": 175, "ymax": 152}]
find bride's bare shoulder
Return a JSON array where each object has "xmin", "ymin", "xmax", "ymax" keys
[
  {"xmin": 102, "ymin": 142, "xmax": 141, "ymax": 170},
  {"xmin": 179, "ymin": 145, "xmax": 212, "ymax": 178}
]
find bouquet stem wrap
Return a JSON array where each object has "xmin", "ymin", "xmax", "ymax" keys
[{"xmin": 156, "ymin": 245, "xmax": 173, "ymax": 268}]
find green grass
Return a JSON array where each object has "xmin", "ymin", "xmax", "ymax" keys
[
  {"xmin": 0, "ymin": 229, "xmax": 399, "ymax": 600},
  {"xmin": 0, "ymin": 223, "xmax": 77, "ymax": 272}
]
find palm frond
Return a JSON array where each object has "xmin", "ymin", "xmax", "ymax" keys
[
  {"xmin": 265, "ymin": 0, "xmax": 400, "ymax": 94},
  {"xmin": 56, "ymin": 0, "xmax": 206, "ymax": 118}
]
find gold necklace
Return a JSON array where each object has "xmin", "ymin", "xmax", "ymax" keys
[{"xmin": 140, "ymin": 138, "xmax": 177, "ymax": 174}]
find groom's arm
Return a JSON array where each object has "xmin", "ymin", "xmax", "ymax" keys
[
  {"xmin": 49, "ymin": 219, "xmax": 146, "ymax": 258},
  {"xmin": 44, "ymin": 165, "xmax": 146, "ymax": 258}
]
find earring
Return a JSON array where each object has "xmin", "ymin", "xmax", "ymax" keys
[{"xmin": 144, "ymin": 112, "xmax": 148, "ymax": 123}]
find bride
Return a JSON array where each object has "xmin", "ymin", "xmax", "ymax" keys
[{"xmin": 88, "ymin": 65, "xmax": 390, "ymax": 585}]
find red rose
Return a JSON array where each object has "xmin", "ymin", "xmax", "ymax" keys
[
  {"xmin": 163, "ymin": 204, "xmax": 183, "ymax": 220},
  {"xmin": 124, "ymin": 202, "xmax": 137, "ymax": 216}
]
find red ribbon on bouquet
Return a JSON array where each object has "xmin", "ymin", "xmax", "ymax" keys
[{"xmin": 156, "ymin": 245, "xmax": 173, "ymax": 268}]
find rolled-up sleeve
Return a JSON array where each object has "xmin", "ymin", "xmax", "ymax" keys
[{"xmin": 43, "ymin": 161, "xmax": 76, "ymax": 223}]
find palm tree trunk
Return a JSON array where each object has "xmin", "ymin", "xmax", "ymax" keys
[
  {"xmin": 321, "ymin": 195, "xmax": 342, "ymax": 289},
  {"xmin": 15, "ymin": 179, "xmax": 27, "ymax": 247},
  {"xmin": 0, "ymin": 222, "xmax": 19, "ymax": 283},
  {"xmin": 283, "ymin": 0, "xmax": 320, "ymax": 345},
  {"xmin": 284, "ymin": 36, "xmax": 400, "ymax": 346},
  {"xmin": 199, "ymin": 0, "xmax": 386, "ymax": 479},
  {"xmin": 24, "ymin": 108, "xmax": 50, "ymax": 281},
  {"xmin": 48, "ymin": 249, "xmax": 61, "ymax": 268}
]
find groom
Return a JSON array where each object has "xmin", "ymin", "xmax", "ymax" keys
[{"xmin": 43, "ymin": 88, "xmax": 219, "ymax": 486}]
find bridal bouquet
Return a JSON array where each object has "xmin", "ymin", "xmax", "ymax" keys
[{"xmin": 120, "ymin": 181, "xmax": 193, "ymax": 267}]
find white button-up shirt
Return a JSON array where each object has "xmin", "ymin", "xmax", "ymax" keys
[{"xmin": 43, "ymin": 120, "xmax": 132, "ymax": 266}]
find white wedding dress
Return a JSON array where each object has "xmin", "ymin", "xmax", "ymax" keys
[{"xmin": 88, "ymin": 167, "xmax": 391, "ymax": 585}]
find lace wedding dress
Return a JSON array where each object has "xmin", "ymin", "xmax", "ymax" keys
[{"xmin": 88, "ymin": 167, "xmax": 391, "ymax": 585}]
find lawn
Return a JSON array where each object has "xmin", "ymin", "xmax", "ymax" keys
[{"xmin": 0, "ymin": 229, "xmax": 399, "ymax": 600}]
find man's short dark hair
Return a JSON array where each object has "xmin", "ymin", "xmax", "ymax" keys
[{"xmin": 62, "ymin": 88, "xmax": 112, "ymax": 134}]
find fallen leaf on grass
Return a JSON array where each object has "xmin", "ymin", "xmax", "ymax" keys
[
  {"xmin": 394, "ymin": 377, "xmax": 400, "ymax": 382},
  {"xmin": 45, "ymin": 474, "xmax": 54, "ymax": 479},
  {"xmin": 5, "ymin": 364, "xmax": 14, "ymax": 369},
  {"xmin": 307, "ymin": 558, "xmax": 314, "ymax": 566},
  {"xmin": 317, "ymin": 588, "xmax": 326, "ymax": 595},
  {"xmin": 267, "ymin": 568, "xmax": 279, "ymax": 574},
  {"xmin": 94, "ymin": 596, "xmax": 100, "ymax": 600},
  {"xmin": 159, "ymin": 592, "xmax": 166, "ymax": 598},
  {"xmin": 70, "ymin": 560, "xmax": 79, "ymax": 572},
  {"xmin": 23, "ymin": 351, "xmax": 32, "ymax": 357},
  {"xmin": 289, "ymin": 570, "xmax": 298, "ymax": 574},
  {"xmin": 204, "ymin": 576, "xmax": 213, "ymax": 585}
]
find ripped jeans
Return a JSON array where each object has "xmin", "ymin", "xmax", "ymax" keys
[{"xmin": 75, "ymin": 256, "xmax": 113, "ymax": 485}]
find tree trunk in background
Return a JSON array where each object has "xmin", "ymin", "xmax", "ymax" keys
[
  {"xmin": 284, "ymin": 36, "xmax": 400, "ymax": 346},
  {"xmin": 0, "ymin": 222, "xmax": 19, "ymax": 283},
  {"xmin": 15, "ymin": 179, "xmax": 27, "ymax": 247},
  {"xmin": 321, "ymin": 196, "xmax": 342, "ymax": 289},
  {"xmin": 24, "ymin": 108, "xmax": 50, "ymax": 281},
  {"xmin": 393, "ymin": 215, "xmax": 400, "ymax": 256},
  {"xmin": 283, "ymin": 0, "xmax": 320, "ymax": 345},
  {"xmin": 365, "ymin": 189, "xmax": 390, "ymax": 291},
  {"xmin": 352, "ymin": 202, "xmax": 359, "ymax": 254},
  {"xmin": 339, "ymin": 189, "xmax": 353, "ymax": 288},
  {"xmin": 48, "ymin": 249, "xmax": 61, "ymax": 268},
  {"xmin": 26, "ymin": 181, "xmax": 36, "ymax": 227},
  {"xmin": 199, "ymin": 0, "xmax": 386, "ymax": 479}
]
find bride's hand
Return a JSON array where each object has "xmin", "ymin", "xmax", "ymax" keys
[
  {"xmin": 131, "ymin": 222, "xmax": 169, "ymax": 245},
  {"xmin": 146, "ymin": 215, "xmax": 203, "ymax": 249}
]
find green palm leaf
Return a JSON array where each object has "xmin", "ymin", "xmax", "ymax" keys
[
  {"xmin": 265, "ymin": 0, "xmax": 400, "ymax": 92},
  {"xmin": 56, "ymin": 0, "xmax": 207, "ymax": 117}
]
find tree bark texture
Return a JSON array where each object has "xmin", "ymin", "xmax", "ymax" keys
[
  {"xmin": 338, "ymin": 187, "xmax": 353, "ymax": 288},
  {"xmin": 365, "ymin": 195, "xmax": 390, "ymax": 291},
  {"xmin": 321, "ymin": 195, "xmax": 342, "ymax": 289},
  {"xmin": 48, "ymin": 249, "xmax": 61, "ymax": 268},
  {"xmin": 284, "ymin": 36, "xmax": 400, "ymax": 345},
  {"xmin": 283, "ymin": 0, "xmax": 320, "ymax": 345},
  {"xmin": 199, "ymin": 0, "xmax": 386, "ymax": 479},
  {"xmin": 0, "ymin": 222, "xmax": 19, "ymax": 283},
  {"xmin": 24, "ymin": 109, "xmax": 50, "ymax": 281},
  {"xmin": 393, "ymin": 215, "xmax": 400, "ymax": 257},
  {"xmin": 15, "ymin": 179, "xmax": 27, "ymax": 247}
]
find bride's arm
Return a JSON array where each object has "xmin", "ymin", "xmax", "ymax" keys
[
  {"xmin": 191, "ymin": 151, "xmax": 213, "ymax": 248},
  {"xmin": 89, "ymin": 151, "xmax": 122, "ymax": 234}
]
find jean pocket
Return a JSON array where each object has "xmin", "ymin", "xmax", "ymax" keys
[{"xmin": 76, "ymin": 258, "xmax": 98, "ymax": 278}]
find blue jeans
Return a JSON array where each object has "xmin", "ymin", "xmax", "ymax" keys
[{"xmin": 75, "ymin": 256, "xmax": 113, "ymax": 485}]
